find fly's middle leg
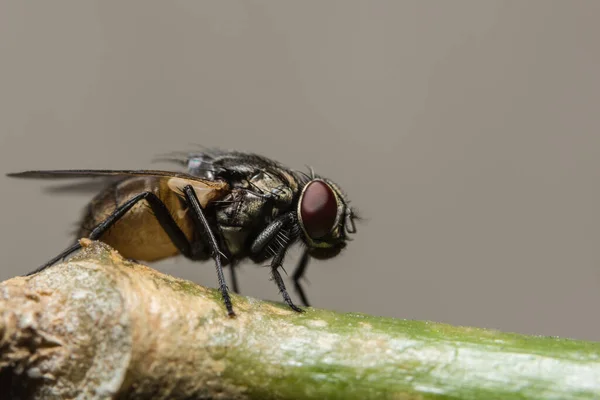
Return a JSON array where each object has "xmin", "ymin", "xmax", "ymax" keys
[{"xmin": 183, "ymin": 185, "xmax": 235, "ymax": 317}]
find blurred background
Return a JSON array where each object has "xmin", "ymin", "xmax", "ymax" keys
[{"xmin": 1, "ymin": 1, "xmax": 599, "ymax": 340}]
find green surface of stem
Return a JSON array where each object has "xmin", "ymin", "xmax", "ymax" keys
[{"xmin": 213, "ymin": 298, "xmax": 600, "ymax": 399}]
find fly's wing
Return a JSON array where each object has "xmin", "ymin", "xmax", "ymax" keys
[
  {"xmin": 42, "ymin": 178, "xmax": 124, "ymax": 194},
  {"xmin": 7, "ymin": 169, "xmax": 214, "ymax": 180},
  {"xmin": 7, "ymin": 169, "xmax": 230, "ymax": 208}
]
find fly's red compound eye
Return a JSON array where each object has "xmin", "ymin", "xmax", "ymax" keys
[{"xmin": 300, "ymin": 180, "xmax": 338, "ymax": 239}]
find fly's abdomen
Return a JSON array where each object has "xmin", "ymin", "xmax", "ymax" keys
[{"xmin": 78, "ymin": 177, "xmax": 195, "ymax": 261}]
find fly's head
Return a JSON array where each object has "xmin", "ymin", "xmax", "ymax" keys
[{"xmin": 296, "ymin": 177, "xmax": 358, "ymax": 259}]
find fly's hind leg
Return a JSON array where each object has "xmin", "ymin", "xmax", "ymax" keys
[
  {"xmin": 25, "ymin": 242, "xmax": 86, "ymax": 276},
  {"xmin": 25, "ymin": 192, "xmax": 196, "ymax": 276}
]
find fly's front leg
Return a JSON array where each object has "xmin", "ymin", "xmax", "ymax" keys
[
  {"xmin": 182, "ymin": 185, "xmax": 235, "ymax": 317},
  {"xmin": 249, "ymin": 212, "xmax": 303, "ymax": 313},
  {"xmin": 270, "ymin": 243, "xmax": 303, "ymax": 313},
  {"xmin": 250, "ymin": 213, "xmax": 295, "ymax": 255},
  {"xmin": 292, "ymin": 249, "xmax": 311, "ymax": 307}
]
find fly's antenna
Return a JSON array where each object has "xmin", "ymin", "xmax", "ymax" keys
[
  {"xmin": 344, "ymin": 207, "xmax": 360, "ymax": 235},
  {"xmin": 345, "ymin": 214, "xmax": 357, "ymax": 235}
]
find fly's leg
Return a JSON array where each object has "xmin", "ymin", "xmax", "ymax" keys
[
  {"xmin": 270, "ymin": 244, "xmax": 303, "ymax": 313},
  {"xmin": 292, "ymin": 249, "xmax": 311, "ymax": 307},
  {"xmin": 182, "ymin": 185, "xmax": 235, "ymax": 317},
  {"xmin": 25, "ymin": 242, "xmax": 85, "ymax": 276},
  {"xmin": 25, "ymin": 192, "xmax": 196, "ymax": 276},
  {"xmin": 229, "ymin": 262, "xmax": 240, "ymax": 293},
  {"xmin": 250, "ymin": 213, "xmax": 295, "ymax": 254},
  {"xmin": 249, "ymin": 212, "xmax": 303, "ymax": 313}
]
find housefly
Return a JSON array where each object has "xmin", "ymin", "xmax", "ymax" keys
[{"xmin": 7, "ymin": 149, "xmax": 358, "ymax": 316}]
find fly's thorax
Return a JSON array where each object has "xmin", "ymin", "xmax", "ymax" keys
[
  {"xmin": 276, "ymin": 168, "xmax": 301, "ymax": 195},
  {"xmin": 249, "ymin": 170, "xmax": 295, "ymax": 212},
  {"xmin": 214, "ymin": 190, "xmax": 273, "ymax": 258},
  {"xmin": 214, "ymin": 170, "xmax": 298, "ymax": 257},
  {"xmin": 216, "ymin": 170, "xmax": 295, "ymax": 227}
]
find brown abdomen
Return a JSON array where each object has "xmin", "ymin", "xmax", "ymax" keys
[{"xmin": 78, "ymin": 177, "xmax": 195, "ymax": 261}]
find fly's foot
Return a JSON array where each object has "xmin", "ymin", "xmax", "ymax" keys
[{"xmin": 288, "ymin": 303, "xmax": 304, "ymax": 313}]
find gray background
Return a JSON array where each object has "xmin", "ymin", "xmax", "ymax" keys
[{"xmin": 1, "ymin": 1, "xmax": 599, "ymax": 340}]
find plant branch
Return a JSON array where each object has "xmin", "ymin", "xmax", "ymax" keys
[{"xmin": 0, "ymin": 240, "xmax": 599, "ymax": 399}]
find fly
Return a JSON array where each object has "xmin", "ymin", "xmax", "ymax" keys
[{"xmin": 7, "ymin": 149, "xmax": 359, "ymax": 317}]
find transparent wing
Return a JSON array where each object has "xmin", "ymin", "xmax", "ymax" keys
[{"xmin": 7, "ymin": 169, "xmax": 215, "ymax": 182}]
